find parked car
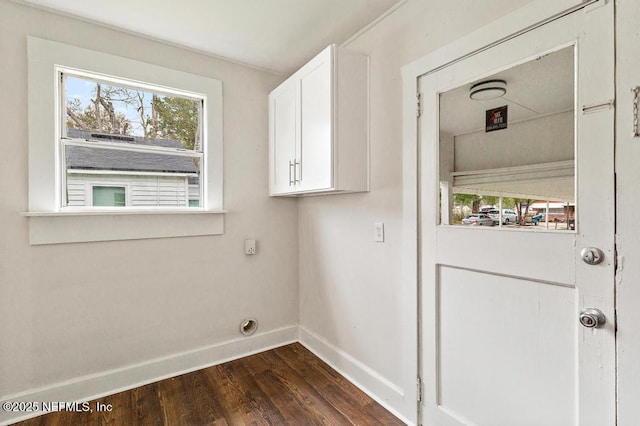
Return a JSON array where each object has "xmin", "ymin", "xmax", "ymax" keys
[
  {"xmin": 487, "ymin": 209, "xmax": 518, "ymax": 225},
  {"xmin": 462, "ymin": 213, "xmax": 495, "ymax": 226},
  {"xmin": 486, "ymin": 209, "xmax": 500, "ymax": 224},
  {"xmin": 524, "ymin": 213, "xmax": 544, "ymax": 225}
]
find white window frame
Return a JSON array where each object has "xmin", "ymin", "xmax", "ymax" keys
[{"xmin": 26, "ymin": 37, "xmax": 225, "ymax": 244}]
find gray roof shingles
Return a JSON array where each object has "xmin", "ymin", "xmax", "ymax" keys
[{"xmin": 65, "ymin": 129, "xmax": 198, "ymax": 174}]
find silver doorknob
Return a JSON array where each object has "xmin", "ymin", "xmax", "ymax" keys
[{"xmin": 579, "ymin": 308, "xmax": 606, "ymax": 328}]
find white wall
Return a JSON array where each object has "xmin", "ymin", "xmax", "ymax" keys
[
  {"xmin": 298, "ymin": 0, "xmax": 533, "ymax": 420},
  {"xmin": 454, "ymin": 111, "xmax": 574, "ymax": 172},
  {"xmin": 614, "ymin": 0, "xmax": 640, "ymax": 424},
  {"xmin": 0, "ymin": 0, "xmax": 298, "ymax": 408}
]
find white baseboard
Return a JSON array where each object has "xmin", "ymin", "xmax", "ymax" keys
[
  {"xmin": 298, "ymin": 326, "xmax": 413, "ymax": 425},
  {"xmin": 0, "ymin": 325, "xmax": 298, "ymax": 426}
]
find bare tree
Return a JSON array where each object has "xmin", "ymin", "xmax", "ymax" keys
[{"xmin": 93, "ymin": 83, "xmax": 102, "ymax": 130}]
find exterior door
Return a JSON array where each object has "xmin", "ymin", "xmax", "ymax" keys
[{"xmin": 418, "ymin": 3, "xmax": 615, "ymax": 426}]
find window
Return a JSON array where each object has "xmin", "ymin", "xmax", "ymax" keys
[
  {"xmin": 438, "ymin": 45, "xmax": 575, "ymax": 232},
  {"xmin": 61, "ymin": 71, "xmax": 203, "ymax": 210},
  {"xmin": 27, "ymin": 37, "xmax": 224, "ymax": 244},
  {"xmin": 92, "ymin": 186, "xmax": 126, "ymax": 207}
]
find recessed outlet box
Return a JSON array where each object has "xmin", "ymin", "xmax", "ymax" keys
[{"xmin": 245, "ymin": 239, "xmax": 256, "ymax": 255}]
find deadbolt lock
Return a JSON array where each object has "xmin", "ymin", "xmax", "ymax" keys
[
  {"xmin": 579, "ymin": 308, "xmax": 606, "ymax": 329},
  {"xmin": 580, "ymin": 247, "xmax": 604, "ymax": 265}
]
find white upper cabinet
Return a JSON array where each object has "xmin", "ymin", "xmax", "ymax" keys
[{"xmin": 268, "ymin": 44, "xmax": 369, "ymax": 196}]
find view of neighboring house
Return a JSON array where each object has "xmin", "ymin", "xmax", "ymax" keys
[
  {"xmin": 65, "ymin": 129, "xmax": 200, "ymax": 207},
  {"xmin": 528, "ymin": 200, "xmax": 575, "ymax": 221}
]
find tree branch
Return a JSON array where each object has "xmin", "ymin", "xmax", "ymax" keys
[{"xmin": 66, "ymin": 109, "xmax": 88, "ymax": 129}]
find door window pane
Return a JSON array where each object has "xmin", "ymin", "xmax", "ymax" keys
[{"xmin": 439, "ymin": 46, "xmax": 575, "ymax": 232}]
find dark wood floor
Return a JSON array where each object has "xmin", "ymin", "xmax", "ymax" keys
[{"xmin": 16, "ymin": 343, "xmax": 404, "ymax": 425}]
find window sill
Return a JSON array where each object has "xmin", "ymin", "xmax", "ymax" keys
[
  {"xmin": 21, "ymin": 209, "xmax": 227, "ymax": 217},
  {"xmin": 23, "ymin": 209, "xmax": 226, "ymax": 245}
]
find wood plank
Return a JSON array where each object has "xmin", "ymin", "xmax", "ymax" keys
[
  {"xmin": 275, "ymin": 343, "xmax": 400, "ymax": 425},
  {"xmin": 202, "ymin": 359, "xmax": 277, "ymax": 425},
  {"xmin": 275, "ymin": 344, "xmax": 370, "ymax": 406},
  {"xmin": 13, "ymin": 343, "xmax": 404, "ymax": 426},
  {"xmin": 254, "ymin": 350, "xmax": 353, "ymax": 424}
]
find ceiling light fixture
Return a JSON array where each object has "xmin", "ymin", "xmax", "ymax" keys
[{"xmin": 469, "ymin": 79, "xmax": 507, "ymax": 101}]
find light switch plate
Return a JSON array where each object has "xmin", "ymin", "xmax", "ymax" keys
[{"xmin": 374, "ymin": 223, "xmax": 384, "ymax": 242}]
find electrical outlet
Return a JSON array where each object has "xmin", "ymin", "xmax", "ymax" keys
[
  {"xmin": 245, "ymin": 239, "xmax": 256, "ymax": 255},
  {"xmin": 374, "ymin": 223, "xmax": 384, "ymax": 242}
]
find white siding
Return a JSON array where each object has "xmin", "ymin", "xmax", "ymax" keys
[
  {"xmin": 66, "ymin": 179, "xmax": 86, "ymax": 206},
  {"xmin": 66, "ymin": 173, "xmax": 192, "ymax": 207}
]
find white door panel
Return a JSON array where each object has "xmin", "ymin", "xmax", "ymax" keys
[
  {"xmin": 419, "ymin": 3, "xmax": 615, "ymax": 426},
  {"xmin": 299, "ymin": 59, "xmax": 333, "ymax": 191},
  {"xmin": 435, "ymin": 228, "xmax": 576, "ymax": 285},
  {"xmin": 438, "ymin": 266, "xmax": 576, "ymax": 426},
  {"xmin": 270, "ymin": 84, "xmax": 297, "ymax": 194}
]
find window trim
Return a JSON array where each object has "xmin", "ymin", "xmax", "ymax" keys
[{"xmin": 26, "ymin": 37, "xmax": 224, "ymax": 244}]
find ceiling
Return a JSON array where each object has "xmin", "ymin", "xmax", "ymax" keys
[
  {"xmin": 17, "ymin": 0, "xmax": 403, "ymax": 74},
  {"xmin": 440, "ymin": 45, "xmax": 575, "ymax": 136}
]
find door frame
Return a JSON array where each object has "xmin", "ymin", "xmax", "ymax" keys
[{"xmin": 400, "ymin": 0, "xmax": 610, "ymax": 424}]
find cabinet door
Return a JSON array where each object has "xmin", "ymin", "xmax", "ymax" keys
[
  {"xmin": 298, "ymin": 52, "xmax": 333, "ymax": 192},
  {"xmin": 269, "ymin": 83, "xmax": 297, "ymax": 195}
]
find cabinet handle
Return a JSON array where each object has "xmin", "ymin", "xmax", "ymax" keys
[
  {"xmin": 295, "ymin": 160, "xmax": 301, "ymax": 184},
  {"xmin": 289, "ymin": 160, "xmax": 294, "ymax": 186},
  {"xmin": 633, "ymin": 86, "xmax": 639, "ymax": 137}
]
